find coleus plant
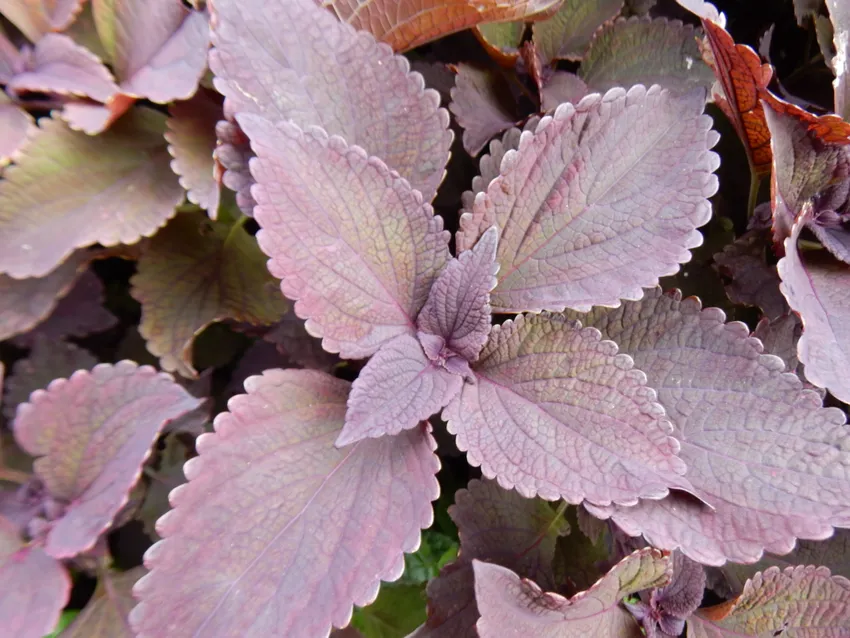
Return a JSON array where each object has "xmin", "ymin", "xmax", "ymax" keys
[{"xmin": 0, "ymin": 0, "xmax": 849, "ymax": 636}]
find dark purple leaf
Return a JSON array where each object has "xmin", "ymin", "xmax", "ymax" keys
[
  {"xmin": 826, "ymin": 0, "xmax": 849, "ymax": 120},
  {"xmin": 130, "ymin": 369, "xmax": 439, "ymax": 637},
  {"xmin": 649, "ymin": 551, "xmax": 706, "ymax": 623},
  {"xmin": 209, "ymin": 0, "xmax": 452, "ymax": 204},
  {"xmin": 0, "ymin": 109, "xmax": 184, "ymax": 279},
  {"xmin": 336, "ymin": 334, "xmax": 463, "ymax": 446},
  {"xmin": 13, "ymin": 362, "xmax": 202, "ymax": 558},
  {"xmin": 0, "ymin": 95, "xmax": 34, "ymax": 166},
  {"xmin": 449, "ymin": 63, "xmax": 519, "ymax": 157},
  {"xmin": 444, "ymin": 311, "xmax": 688, "ymax": 505},
  {"xmin": 224, "ymin": 340, "xmax": 290, "ymax": 400},
  {"xmin": 578, "ymin": 288, "xmax": 850, "ymax": 565},
  {"xmin": 457, "ymin": 85, "xmax": 718, "ymax": 313},
  {"xmin": 532, "ymin": 0, "xmax": 625, "ymax": 62},
  {"xmin": 540, "ymin": 71, "xmax": 588, "ymax": 112},
  {"xmin": 0, "ymin": 0, "xmax": 84, "ymax": 41},
  {"xmin": 63, "ymin": 567, "xmax": 145, "ymax": 637},
  {"xmin": 238, "ymin": 115, "xmax": 450, "ymax": 359},
  {"xmin": 0, "ymin": 516, "xmax": 70, "ymax": 638},
  {"xmin": 261, "ymin": 309, "xmax": 341, "ymax": 372},
  {"xmin": 474, "ymin": 548, "xmax": 671, "ymax": 637}
]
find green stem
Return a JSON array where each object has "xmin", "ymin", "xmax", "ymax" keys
[
  {"xmin": 0, "ymin": 467, "xmax": 31, "ymax": 485},
  {"xmin": 747, "ymin": 170, "xmax": 761, "ymax": 220}
]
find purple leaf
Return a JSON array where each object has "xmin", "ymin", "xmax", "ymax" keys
[
  {"xmin": 214, "ymin": 118, "xmax": 255, "ymax": 214},
  {"xmin": 460, "ymin": 124, "xmax": 525, "ymax": 220},
  {"xmin": 224, "ymin": 340, "xmax": 290, "ymax": 400},
  {"xmin": 165, "ymin": 89, "xmax": 223, "ymax": 218},
  {"xmin": 752, "ymin": 313, "xmax": 824, "ymax": 397},
  {"xmin": 0, "ymin": 95, "xmax": 34, "ymax": 167},
  {"xmin": 0, "ymin": 0, "xmax": 84, "ymax": 41},
  {"xmin": 12, "ymin": 362, "xmax": 202, "ymax": 558},
  {"xmin": 209, "ymin": 0, "xmax": 452, "ymax": 204},
  {"xmin": 261, "ymin": 309, "xmax": 341, "ymax": 372},
  {"xmin": 0, "ymin": 109, "xmax": 184, "ymax": 279},
  {"xmin": 92, "ymin": 0, "xmax": 210, "ymax": 103},
  {"xmin": 457, "ymin": 84, "xmax": 718, "ymax": 313},
  {"xmin": 687, "ymin": 565, "xmax": 850, "ymax": 637},
  {"xmin": 63, "ymin": 567, "xmax": 145, "ymax": 637},
  {"xmin": 418, "ymin": 226, "xmax": 499, "ymax": 363},
  {"xmin": 578, "ymin": 288, "xmax": 850, "ymax": 565},
  {"xmin": 449, "ymin": 63, "xmax": 519, "ymax": 157},
  {"xmin": 579, "ymin": 17, "xmax": 715, "ymax": 94},
  {"xmin": 540, "ymin": 71, "xmax": 589, "ymax": 112},
  {"xmin": 130, "ymin": 369, "xmax": 439, "ymax": 637},
  {"xmin": 474, "ymin": 548, "xmax": 672, "ymax": 637},
  {"xmin": 443, "ymin": 311, "xmax": 687, "ymax": 505},
  {"xmin": 826, "ymin": 0, "xmax": 850, "ymax": 120},
  {"xmin": 239, "ymin": 116, "xmax": 451, "ymax": 359},
  {"xmin": 0, "ymin": 517, "xmax": 70, "ymax": 638},
  {"xmin": 809, "ymin": 208, "xmax": 850, "ymax": 265},
  {"xmin": 336, "ymin": 334, "xmax": 463, "ymax": 446},
  {"xmin": 532, "ymin": 0, "xmax": 625, "ymax": 62},
  {"xmin": 649, "ymin": 551, "xmax": 706, "ymax": 623},
  {"xmin": 131, "ymin": 211, "xmax": 289, "ymax": 378}
]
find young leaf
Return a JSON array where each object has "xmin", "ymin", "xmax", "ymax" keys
[
  {"xmin": 319, "ymin": 0, "xmax": 565, "ymax": 52},
  {"xmin": 458, "ymin": 84, "xmax": 718, "ymax": 313},
  {"xmin": 336, "ymin": 334, "xmax": 463, "ymax": 446},
  {"xmin": 473, "ymin": 548, "xmax": 671, "ymax": 637},
  {"xmin": 62, "ymin": 567, "xmax": 145, "ymax": 637},
  {"xmin": 130, "ymin": 370, "xmax": 439, "ymax": 637},
  {"xmin": 532, "ymin": 0, "xmax": 624, "ymax": 62},
  {"xmin": 0, "ymin": 0, "xmax": 84, "ymax": 41},
  {"xmin": 131, "ymin": 211, "xmax": 289, "ymax": 377},
  {"xmin": 12, "ymin": 362, "xmax": 202, "ymax": 558},
  {"xmin": 238, "ymin": 116, "xmax": 450, "ymax": 359},
  {"xmin": 209, "ymin": 0, "xmax": 452, "ymax": 203},
  {"xmin": 826, "ymin": 0, "xmax": 850, "ymax": 120},
  {"xmin": 0, "ymin": 109, "xmax": 184, "ymax": 279},
  {"xmin": 629, "ymin": 551, "xmax": 705, "ymax": 636},
  {"xmin": 579, "ymin": 289, "xmax": 850, "ymax": 565},
  {"xmin": 443, "ymin": 312, "xmax": 687, "ymax": 505},
  {"xmin": 0, "ymin": 517, "xmax": 70, "ymax": 638},
  {"xmin": 687, "ymin": 565, "xmax": 850, "ymax": 637},
  {"xmin": 449, "ymin": 63, "xmax": 519, "ymax": 156}
]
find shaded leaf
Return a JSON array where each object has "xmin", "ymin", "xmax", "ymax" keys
[
  {"xmin": 457, "ymin": 84, "xmax": 718, "ymax": 313},
  {"xmin": 0, "ymin": 108, "xmax": 184, "ymax": 279},
  {"xmin": 540, "ymin": 71, "xmax": 588, "ymax": 112},
  {"xmin": 473, "ymin": 548, "xmax": 671, "ymax": 637},
  {"xmin": 399, "ymin": 531, "xmax": 458, "ymax": 587},
  {"xmin": 209, "ymin": 0, "xmax": 452, "ymax": 204},
  {"xmin": 578, "ymin": 289, "xmax": 850, "ymax": 565},
  {"xmin": 262, "ymin": 309, "xmax": 341, "ymax": 372},
  {"xmin": 0, "ymin": 0, "xmax": 83, "ymax": 41},
  {"xmin": 827, "ymin": 0, "xmax": 850, "ymax": 120},
  {"xmin": 131, "ymin": 211, "xmax": 289, "ymax": 378},
  {"xmin": 131, "ymin": 370, "xmax": 439, "ymax": 637},
  {"xmin": 474, "ymin": 22, "xmax": 526, "ymax": 66},
  {"xmin": 351, "ymin": 584, "xmax": 427, "ymax": 638},
  {"xmin": 794, "ymin": 0, "xmax": 821, "ymax": 26},
  {"xmin": 136, "ymin": 433, "xmax": 192, "ymax": 540},
  {"xmin": 239, "ymin": 116, "xmax": 450, "ymax": 359},
  {"xmin": 648, "ymin": 552, "xmax": 706, "ymax": 626},
  {"xmin": 532, "ymin": 0, "xmax": 624, "ymax": 62},
  {"xmin": 62, "ymin": 567, "xmax": 145, "ymax": 637},
  {"xmin": 444, "ymin": 312, "xmax": 687, "ymax": 505},
  {"xmin": 449, "ymin": 63, "xmax": 519, "ymax": 157},
  {"xmin": 13, "ymin": 362, "xmax": 202, "ymax": 558},
  {"xmin": 752, "ymin": 313, "xmax": 824, "ymax": 397}
]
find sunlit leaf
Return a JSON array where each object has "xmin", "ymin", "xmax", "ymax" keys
[
  {"xmin": 449, "ymin": 63, "xmax": 519, "ymax": 157},
  {"xmin": 0, "ymin": 0, "xmax": 83, "ymax": 41},
  {"xmin": 131, "ymin": 370, "xmax": 439, "ymax": 637},
  {"xmin": 62, "ymin": 567, "xmax": 145, "ymax": 637},
  {"xmin": 827, "ymin": 0, "xmax": 850, "ymax": 121},
  {"xmin": 532, "ymin": 0, "xmax": 624, "ymax": 62}
]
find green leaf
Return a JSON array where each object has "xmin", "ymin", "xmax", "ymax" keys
[
  {"xmin": 351, "ymin": 584, "xmax": 427, "ymax": 638},
  {"xmin": 399, "ymin": 530, "xmax": 459, "ymax": 586}
]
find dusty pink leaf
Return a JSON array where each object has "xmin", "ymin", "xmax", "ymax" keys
[
  {"xmin": 131, "ymin": 211, "xmax": 289, "ymax": 378},
  {"xmin": 209, "ymin": 0, "xmax": 452, "ymax": 204},
  {"xmin": 92, "ymin": 0, "xmax": 209, "ymax": 103},
  {"xmin": 336, "ymin": 334, "xmax": 463, "ymax": 447},
  {"xmin": 826, "ymin": 0, "xmax": 850, "ymax": 120},
  {"xmin": 810, "ymin": 213, "xmax": 850, "ymax": 265},
  {"xmin": 532, "ymin": 0, "xmax": 624, "ymax": 62},
  {"xmin": 688, "ymin": 565, "xmax": 850, "ymax": 637},
  {"xmin": 3, "ymin": 335, "xmax": 96, "ymax": 420},
  {"xmin": 130, "ymin": 369, "xmax": 439, "ymax": 637},
  {"xmin": 63, "ymin": 567, "xmax": 145, "ymax": 637},
  {"xmin": 449, "ymin": 63, "xmax": 519, "ymax": 156},
  {"xmin": 0, "ymin": 27, "xmax": 20, "ymax": 84},
  {"xmin": 460, "ymin": 126, "xmax": 524, "ymax": 219},
  {"xmin": 12, "ymin": 361, "xmax": 202, "ymax": 558},
  {"xmin": 540, "ymin": 71, "xmax": 588, "ymax": 112},
  {"xmin": 474, "ymin": 548, "xmax": 671, "ymax": 637},
  {"xmin": 752, "ymin": 313, "xmax": 824, "ymax": 397},
  {"xmin": 239, "ymin": 116, "xmax": 450, "ymax": 359},
  {"xmin": 0, "ymin": 517, "xmax": 70, "ymax": 638},
  {"xmin": 0, "ymin": 95, "xmax": 35, "ymax": 166},
  {"xmin": 0, "ymin": 0, "xmax": 84, "ymax": 41},
  {"xmin": 214, "ymin": 118, "xmax": 255, "ymax": 214},
  {"xmin": 0, "ymin": 109, "xmax": 184, "ymax": 279},
  {"xmin": 60, "ymin": 93, "xmax": 136, "ymax": 135},
  {"xmin": 577, "ymin": 288, "xmax": 850, "ymax": 565},
  {"xmin": 443, "ymin": 311, "xmax": 687, "ymax": 505},
  {"xmin": 457, "ymin": 84, "xmax": 718, "ymax": 313},
  {"xmin": 417, "ymin": 226, "xmax": 499, "ymax": 363},
  {"xmin": 166, "ymin": 89, "xmax": 223, "ymax": 218}
]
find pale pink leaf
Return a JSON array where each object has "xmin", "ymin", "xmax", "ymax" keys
[
  {"xmin": 460, "ymin": 126, "xmax": 524, "ymax": 220},
  {"xmin": 0, "ymin": 96, "xmax": 34, "ymax": 167},
  {"xmin": 826, "ymin": 0, "xmax": 850, "ymax": 120},
  {"xmin": 238, "ymin": 116, "xmax": 451, "ymax": 359},
  {"xmin": 449, "ymin": 63, "xmax": 518, "ymax": 157},
  {"xmin": 0, "ymin": 0, "xmax": 84, "ymax": 41},
  {"xmin": 62, "ymin": 567, "xmax": 145, "ymax": 637},
  {"xmin": 12, "ymin": 361, "xmax": 202, "ymax": 558},
  {"xmin": 443, "ymin": 311, "xmax": 687, "ymax": 505},
  {"xmin": 458, "ymin": 84, "xmax": 718, "ymax": 312},
  {"xmin": 214, "ymin": 118, "xmax": 255, "ymax": 214},
  {"xmin": 130, "ymin": 369, "xmax": 439, "ymax": 637},
  {"xmin": 532, "ymin": 0, "xmax": 625, "ymax": 62}
]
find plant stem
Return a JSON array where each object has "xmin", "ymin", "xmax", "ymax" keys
[
  {"xmin": 747, "ymin": 170, "xmax": 761, "ymax": 220},
  {"xmin": 0, "ymin": 467, "xmax": 31, "ymax": 484}
]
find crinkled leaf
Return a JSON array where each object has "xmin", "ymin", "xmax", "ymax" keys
[
  {"xmin": 474, "ymin": 22, "xmax": 526, "ymax": 65},
  {"xmin": 0, "ymin": 0, "xmax": 83, "ymax": 41},
  {"xmin": 239, "ymin": 116, "xmax": 450, "ymax": 359},
  {"xmin": 92, "ymin": 0, "xmax": 209, "ymax": 103},
  {"xmin": 319, "ymin": 0, "xmax": 566, "ymax": 52},
  {"xmin": 457, "ymin": 84, "xmax": 718, "ymax": 313},
  {"xmin": 0, "ymin": 517, "xmax": 70, "ymax": 638},
  {"xmin": 62, "ymin": 567, "xmax": 145, "ymax": 637},
  {"xmin": 827, "ymin": 0, "xmax": 850, "ymax": 121},
  {"xmin": 579, "ymin": 17, "xmax": 714, "ymax": 94},
  {"xmin": 0, "ymin": 95, "xmax": 34, "ymax": 166},
  {"xmin": 0, "ymin": 108, "xmax": 184, "ymax": 279},
  {"xmin": 209, "ymin": 0, "xmax": 452, "ymax": 205},
  {"xmin": 12, "ymin": 361, "xmax": 202, "ymax": 558},
  {"xmin": 449, "ymin": 63, "xmax": 519, "ymax": 157},
  {"xmin": 540, "ymin": 72, "xmax": 588, "ymax": 112},
  {"xmin": 578, "ymin": 288, "xmax": 850, "ymax": 565},
  {"xmin": 351, "ymin": 584, "xmax": 427, "ymax": 638},
  {"xmin": 444, "ymin": 312, "xmax": 686, "ymax": 505},
  {"xmin": 130, "ymin": 369, "xmax": 439, "ymax": 637},
  {"xmin": 336, "ymin": 334, "xmax": 463, "ymax": 446},
  {"xmin": 652, "ymin": 551, "xmax": 706, "ymax": 621},
  {"xmin": 688, "ymin": 565, "xmax": 850, "ymax": 637},
  {"xmin": 532, "ymin": 0, "xmax": 624, "ymax": 62},
  {"xmin": 474, "ymin": 548, "xmax": 671, "ymax": 637},
  {"xmin": 131, "ymin": 211, "xmax": 289, "ymax": 378},
  {"xmin": 166, "ymin": 89, "xmax": 223, "ymax": 218}
]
